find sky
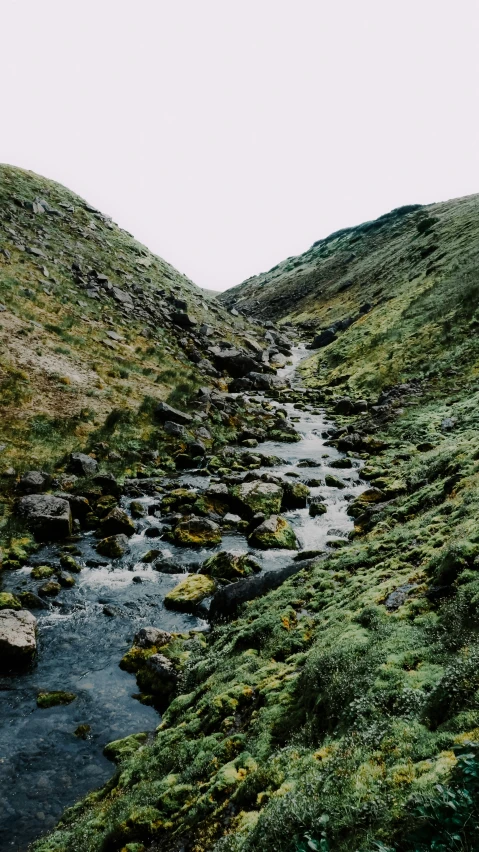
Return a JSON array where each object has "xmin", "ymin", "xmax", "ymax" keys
[{"xmin": 2, "ymin": 1, "xmax": 479, "ymax": 291}]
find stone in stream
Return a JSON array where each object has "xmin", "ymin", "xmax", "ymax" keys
[
  {"xmin": 0, "ymin": 592, "xmax": 21, "ymax": 610},
  {"xmin": 309, "ymin": 500, "xmax": 328, "ymax": 517},
  {"xmin": 38, "ymin": 580, "xmax": 61, "ymax": 597},
  {"xmin": 199, "ymin": 551, "xmax": 261, "ymax": 581},
  {"xmin": 248, "ymin": 515, "xmax": 298, "ymax": 550},
  {"xmin": 164, "ymin": 574, "xmax": 217, "ymax": 612},
  {"xmin": 30, "ymin": 565, "xmax": 54, "ymax": 580},
  {"xmin": 325, "ymin": 474, "xmax": 346, "ymax": 489},
  {"xmin": 37, "ymin": 691, "xmax": 76, "ymax": 708},
  {"xmin": 130, "ymin": 500, "xmax": 146, "ymax": 518},
  {"xmin": 17, "ymin": 494, "xmax": 72, "ymax": 541},
  {"xmin": 98, "ymin": 507, "xmax": 135, "ymax": 537},
  {"xmin": 173, "ymin": 516, "xmax": 221, "ymax": 547},
  {"xmin": 231, "ymin": 480, "xmax": 283, "ymax": 519},
  {"xmin": 103, "ymin": 732, "xmax": 148, "ymax": 764},
  {"xmin": 134, "ymin": 627, "xmax": 172, "ymax": 648},
  {"xmin": 281, "ymin": 480, "xmax": 310, "ymax": 510},
  {"xmin": 0, "ymin": 609, "xmax": 37, "ymax": 667},
  {"xmin": 96, "ymin": 533, "xmax": 130, "ymax": 558}
]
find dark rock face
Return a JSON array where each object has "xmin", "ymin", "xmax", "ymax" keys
[
  {"xmin": 17, "ymin": 494, "xmax": 72, "ymax": 540},
  {"xmin": 208, "ymin": 347, "xmax": 260, "ymax": 378},
  {"xmin": 68, "ymin": 452, "xmax": 98, "ymax": 476},
  {"xmin": 209, "ymin": 562, "xmax": 305, "ymax": 620},
  {"xmin": 17, "ymin": 470, "xmax": 50, "ymax": 494},
  {"xmin": 311, "ymin": 328, "xmax": 337, "ymax": 349},
  {"xmin": 98, "ymin": 507, "xmax": 135, "ymax": 537},
  {"xmin": 92, "ymin": 473, "xmax": 121, "ymax": 497},
  {"xmin": 171, "ymin": 311, "xmax": 197, "ymax": 328},
  {"xmin": 55, "ymin": 492, "xmax": 90, "ymax": 521},
  {"xmin": 164, "ymin": 421, "xmax": 187, "ymax": 438},
  {"xmin": 155, "ymin": 401, "xmax": 193, "ymax": 425}
]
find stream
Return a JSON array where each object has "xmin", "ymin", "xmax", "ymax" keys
[{"xmin": 0, "ymin": 348, "xmax": 366, "ymax": 851}]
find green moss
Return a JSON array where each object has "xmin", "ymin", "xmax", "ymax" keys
[
  {"xmin": 37, "ymin": 691, "xmax": 76, "ymax": 709},
  {"xmin": 0, "ymin": 591, "xmax": 21, "ymax": 610},
  {"xmin": 164, "ymin": 574, "xmax": 216, "ymax": 612}
]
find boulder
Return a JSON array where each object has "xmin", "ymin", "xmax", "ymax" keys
[
  {"xmin": 309, "ymin": 501, "xmax": 328, "ymax": 517},
  {"xmin": 208, "ymin": 347, "xmax": 260, "ymax": 378},
  {"xmin": 311, "ymin": 328, "xmax": 338, "ymax": 349},
  {"xmin": 281, "ymin": 481, "xmax": 310, "ymax": 510},
  {"xmin": 112, "ymin": 286, "xmax": 133, "ymax": 306},
  {"xmin": 0, "ymin": 592, "xmax": 21, "ymax": 611},
  {"xmin": 173, "ymin": 516, "xmax": 222, "ymax": 547},
  {"xmin": 96, "ymin": 533, "xmax": 130, "ymax": 558},
  {"xmin": 37, "ymin": 691, "xmax": 76, "ymax": 708},
  {"xmin": 164, "ymin": 574, "xmax": 217, "ymax": 612},
  {"xmin": 92, "ymin": 472, "xmax": 121, "ymax": 496},
  {"xmin": 55, "ymin": 492, "xmax": 90, "ymax": 521},
  {"xmin": 98, "ymin": 507, "xmax": 135, "ymax": 537},
  {"xmin": 164, "ymin": 421, "xmax": 187, "ymax": 438},
  {"xmin": 210, "ymin": 562, "xmax": 304, "ymax": 621},
  {"xmin": 17, "ymin": 470, "xmax": 49, "ymax": 494},
  {"xmin": 39, "ymin": 580, "xmax": 61, "ymax": 597},
  {"xmin": 134, "ymin": 627, "xmax": 172, "ymax": 648},
  {"xmin": 325, "ymin": 474, "xmax": 346, "ymax": 489},
  {"xmin": 17, "ymin": 494, "xmax": 72, "ymax": 540},
  {"xmin": 232, "ymin": 480, "xmax": 283, "ymax": 519},
  {"xmin": 171, "ymin": 311, "xmax": 197, "ymax": 328},
  {"xmin": 199, "ymin": 551, "xmax": 261, "ymax": 581},
  {"xmin": 68, "ymin": 452, "xmax": 98, "ymax": 476},
  {"xmin": 155, "ymin": 401, "xmax": 193, "ymax": 426},
  {"xmin": 0, "ymin": 609, "xmax": 37, "ymax": 667},
  {"xmin": 248, "ymin": 515, "xmax": 297, "ymax": 550}
]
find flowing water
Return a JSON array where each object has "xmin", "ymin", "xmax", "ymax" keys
[{"xmin": 0, "ymin": 349, "xmax": 366, "ymax": 850}]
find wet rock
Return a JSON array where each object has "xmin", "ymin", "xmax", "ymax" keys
[
  {"xmin": 173, "ymin": 516, "xmax": 221, "ymax": 547},
  {"xmin": 92, "ymin": 472, "xmax": 121, "ymax": 497},
  {"xmin": 199, "ymin": 551, "xmax": 261, "ymax": 581},
  {"xmin": 74, "ymin": 724, "xmax": 91, "ymax": 739},
  {"xmin": 248, "ymin": 515, "xmax": 297, "ymax": 550},
  {"xmin": 96, "ymin": 533, "xmax": 130, "ymax": 558},
  {"xmin": 17, "ymin": 470, "xmax": 50, "ymax": 494},
  {"xmin": 153, "ymin": 558, "xmax": 181, "ymax": 574},
  {"xmin": 0, "ymin": 592, "xmax": 21, "ymax": 610},
  {"xmin": 17, "ymin": 494, "xmax": 72, "ymax": 540},
  {"xmin": 309, "ymin": 501, "xmax": 328, "ymax": 517},
  {"xmin": 17, "ymin": 591, "xmax": 48, "ymax": 610},
  {"xmin": 155, "ymin": 401, "xmax": 193, "ymax": 426},
  {"xmin": 297, "ymin": 459, "xmax": 321, "ymax": 468},
  {"xmin": 37, "ymin": 691, "xmax": 76, "ymax": 708},
  {"xmin": 31, "ymin": 565, "xmax": 55, "ymax": 580},
  {"xmin": 38, "ymin": 580, "xmax": 61, "ymax": 597},
  {"xmin": 130, "ymin": 500, "xmax": 146, "ymax": 518},
  {"xmin": 210, "ymin": 562, "xmax": 305, "ymax": 621},
  {"xmin": 294, "ymin": 549, "xmax": 324, "ymax": 561},
  {"xmin": 164, "ymin": 574, "xmax": 217, "ymax": 612},
  {"xmin": 141, "ymin": 549, "xmax": 162, "ymax": 563},
  {"xmin": 98, "ymin": 507, "xmax": 135, "ymax": 537},
  {"xmin": 0, "ymin": 609, "xmax": 37, "ymax": 667},
  {"xmin": 59, "ymin": 554, "xmax": 82, "ymax": 573},
  {"xmin": 55, "ymin": 493, "xmax": 90, "ymax": 522},
  {"xmin": 134, "ymin": 627, "xmax": 172, "ymax": 648},
  {"xmin": 281, "ymin": 481, "xmax": 310, "ymax": 510},
  {"xmin": 311, "ymin": 328, "xmax": 337, "ymax": 349},
  {"xmin": 325, "ymin": 474, "xmax": 346, "ymax": 489},
  {"xmin": 222, "ymin": 512, "xmax": 243, "ymax": 528},
  {"xmin": 68, "ymin": 452, "xmax": 98, "ymax": 476},
  {"xmin": 208, "ymin": 347, "xmax": 260, "ymax": 377},
  {"xmin": 232, "ymin": 480, "xmax": 283, "ymax": 519},
  {"xmin": 144, "ymin": 525, "xmax": 161, "ymax": 538}
]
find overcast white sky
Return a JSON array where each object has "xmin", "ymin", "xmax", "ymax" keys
[{"xmin": 2, "ymin": 1, "xmax": 479, "ymax": 290}]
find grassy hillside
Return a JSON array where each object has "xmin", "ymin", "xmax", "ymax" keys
[
  {"xmin": 219, "ymin": 195, "xmax": 479, "ymax": 398},
  {"xmin": 29, "ymin": 194, "xmax": 479, "ymax": 852}
]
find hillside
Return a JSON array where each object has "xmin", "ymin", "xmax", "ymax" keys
[
  {"xmin": 4, "ymin": 182, "xmax": 479, "ymax": 852},
  {"xmin": 219, "ymin": 195, "xmax": 479, "ymax": 398}
]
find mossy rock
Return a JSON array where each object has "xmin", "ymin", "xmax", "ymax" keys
[
  {"xmin": 231, "ymin": 480, "xmax": 283, "ymax": 519},
  {"xmin": 164, "ymin": 574, "xmax": 217, "ymax": 612},
  {"xmin": 130, "ymin": 500, "xmax": 146, "ymax": 518},
  {"xmin": 31, "ymin": 564, "xmax": 54, "ymax": 580},
  {"xmin": 37, "ymin": 691, "xmax": 76, "ymax": 708},
  {"xmin": 38, "ymin": 580, "xmax": 61, "ymax": 597},
  {"xmin": 94, "ymin": 494, "xmax": 118, "ymax": 517},
  {"xmin": 96, "ymin": 533, "xmax": 130, "ymax": 558},
  {"xmin": 173, "ymin": 516, "xmax": 221, "ymax": 547},
  {"xmin": 309, "ymin": 501, "xmax": 328, "ymax": 517},
  {"xmin": 59, "ymin": 554, "xmax": 82, "ymax": 573},
  {"xmin": 0, "ymin": 592, "xmax": 22, "ymax": 610},
  {"xmin": 141, "ymin": 549, "xmax": 162, "ymax": 563},
  {"xmin": 325, "ymin": 474, "xmax": 346, "ymax": 488},
  {"xmin": 281, "ymin": 480, "xmax": 310, "ymax": 509},
  {"xmin": 248, "ymin": 515, "xmax": 298, "ymax": 550},
  {"xmin": 57, "ymin": 572, "xmax": 75, "ymax": 588},
  {"xmin": 98, "ymin": 506, "xmax": 135, "ymax": 537},
  {"xmin": 200, "ymin": 551, "xmax": 261, "ymax": 581},
  {"xmin": 103, "ymin": 732, "xmax": 148, "ymax": 764}
]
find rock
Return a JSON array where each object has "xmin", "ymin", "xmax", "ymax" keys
[
  {"xmin": 155, "ymin": 401, "xmax": 193, "ymax": 425},
  {"xmin": 130, "ymin": 500, "xmax": 146, "ymax": 518},
  {"xmin": 17, "ymin": 494, "xmax": 72, "ymax": 540},
  {"xmin": 0, "ymin": 609, "xmax": 37, "ymax": 667},
  {"xmin": 112, "ymin": 286, "xmax": 133, "ymax": 306},
  {"xmin": 281, "ymin": 481, "xmax": 310, "ymax": 510},
  {"xmin": 141, "ymin": 549, "xmax": 162, "ymax": 563},
  {"xmin": 171, "ymin": 311, "xmax": 197, "ymax": 328},
  {"xmin": 311, "ymin": 329, "xmax": 337, "ymax": 349},
  {"xmin": 134, "ymin": 627, "xmax": 172, "ymax": 648},
  {"xmin": 92, "ymin": 472, "xmax": 121, "ymax": 496},
  {"xmin": 68, "ymin": 452, "xmax": 98, "ymax": 476},
  {"xmin": 153, "ymin": 558, "xmax": 181, "ymax": 574},
  {"xmin": 294, "ymin": 549, "xmax": 324, "ymax": 561},
  {"xmin": 74, "ymin": 724, "xmax": 91, "ymax": 739},
  {"xmin": 208, "ymin": 347, "xmax": 260, "ymax": 378},
  {"xmin": 57, "ymin": 572, "xmax": 75, "ymax": 588},
  {"xmin": 96, "ymin": 534, "xmax": 130, "ymax": 558},
  {"xmin": 144, "ymin": 526, "xmax": 161, "ymax": 538},
  {"xmin": 146, "ymin": 653, "xmax": 178, "ymax": 683},
  {"xmin": 17, "ymin": 592, "xmax": 48, "ymax": 610},
  {"xmin": 329, "ymin": 458, "xmax": 353, "ymax": 469},
  {"xmin": 222, "ymin": 512, "xmax": 243, "ymax": 528},
  {"xmin": 309, "ymin": 501, "xmax": 328, "ymax": 517},
  {"xmin": 246, "ymin": 372, "xmax": 288, "ymax": 391},
  {"xmin": 98, "ymin": 507, "xmax": 135, "ymax": 537},
  {"xmin": 248, "ymin": 515, "xmax": 297, "ymax": 550},
  {"xmin": 37, "ymin": 691, "xmax": 76, "ymax": 708},
  {"xmin": 31, "ymin": 565, "xmax": 55, "ymax": 580},
  {"xmin": 164, "ymin": 420, "xmax": 187, "ymax": 438},
  {"xmin": 173, "ymin": 516, "xmax": 222, "ymax": 547},
  {"xmin": 0, "ymin": 592, "xmax": 21, "ymax": 610},
  {"xmin": 17, "ymin": 470, "xmax": 50, "ymax": 494},
  {"xmin": 232, "ymin": 480, "xmax": 283, "ymax": 519},
  {"xmin": 103, "ymin": 732, "xmax": 147, "ymax": 764},
  {"xmin": 59, "ymin": 554, "xmax": 82, "ymax": 573},
  {"xmin": 385, "ymin": 584, "xmax": 418, "ymax": 611},
  {"xmin": 199, "ymin": 551, "xmax": 261, "ymax": 581},
  {"xmin": 39, "ymin": 580, "xmax": 61, "ymax": 597},
  {"xmin": 325, "ymin": 474, "xmax": 346, "ymax": 489},
  {"xmin": 210, "ymin": 562, "xmax": 305, "ymax": 621},
  {"xmin": 55, "ymin": 493, "xmax": 90, "ymax": 521},
  {"xmin": 164, "ymin": 574, "xmax": 216, "ymax": 612}
]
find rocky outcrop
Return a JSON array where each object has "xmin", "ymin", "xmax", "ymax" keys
[
  {"xmin": 209, "ymin": 562, "xmax": 305, "ymax": 620},
  {"xmin": 17, "ymin": 494, "xmax": 72, "ymax": 540},
  {"xmin": 155, "ymin": 401, "xmax": 193, "ymax": 425},
  {"xmin": 68, "ymin": 452, "xmax": 99, "ymax": 476},
  {"xmin": 164, "ymin": 574, "xmax": 217, "ymax": 612},
  {"xmin": 231, "ymin": 480, "xmax": 283, "ymax": 519},
  {"xmin": 248, "ymin": 515, "xmax": 297, "ymax": 549}
]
